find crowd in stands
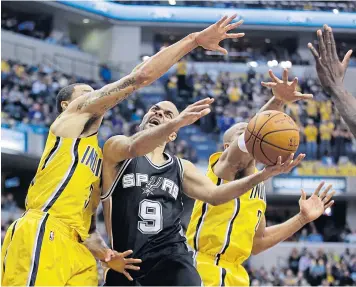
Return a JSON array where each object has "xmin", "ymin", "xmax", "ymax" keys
[
  {"xmin": 118, "ymin": 1, "xmax": 356, "ymax": 12},
  {"xmin": 1, "ymin": 6, "xmax": 80, "ymax": 50},
  {"xmin": 246, "ymin": 247, "xmax": 356, "ymax": 286},
  {"xmin": 1, "ymin": 59, "xmax": 198, "ymax": 161},
  {"xmin": 155, "ymin": 34, "xmax": 308, "ymax": 65}
]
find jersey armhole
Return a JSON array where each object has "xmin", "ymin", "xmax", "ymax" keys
[
  {"xmin": 101, "ymin": 159, "xmax": 132, "ymax": 201},
  {"xmin": 176, "ymin": 157, "xmax": 185, "ymax": 184}
]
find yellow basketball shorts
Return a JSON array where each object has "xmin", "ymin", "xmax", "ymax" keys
[
  {"xmin": 194, "ymin": 252, "xmax": 250, "ymax": 287},
  {"xmin": 1, "ymin": 209, "xmax": 98, "ymax": 286}
]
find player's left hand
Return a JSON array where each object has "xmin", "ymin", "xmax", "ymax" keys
[
  {"xmin": 261, "ymin": 69, "xmax": 313, "ymax": 103},
  {"xmin": 103, "ymin": 250, "xmax": 142, "ymax": 281},
  {"xmin": 195, "ymin": 14, "xmax": 245, "ymax": 55},
  {"xmin": 263, "ymin": 153, "xmax": 305, "ymax": 178},
  {"xmin": 298, "ymin": 182, "xmax": 335, "ymax": 224}
]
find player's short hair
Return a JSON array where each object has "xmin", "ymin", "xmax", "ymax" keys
[{"xmin": 56, "ymin": 83, "xmax": 85, "ymax": 113}]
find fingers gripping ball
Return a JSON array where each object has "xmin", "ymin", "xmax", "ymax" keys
[{"xmin": 245, "ymin": 111, "xmax": 300, "ymax": 165}]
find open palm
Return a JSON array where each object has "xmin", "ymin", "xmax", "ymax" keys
[
  {"xmin": 299, "ymin": 182, "xmax": 335, "ymax": 224},
  {"xmin": 308, "ymin": 25, "xmax": 353, "ymax": 91},
  {"xmin": 261, "ymin": 69, "xmax": 313, "ymax": 103},
  {"xmin": 195, "ymin": 14, "xmax": 244, "ymax": 55},
  {"xmin": 103, "ymin": 250, "xmax": 142, "ymax": 281}
]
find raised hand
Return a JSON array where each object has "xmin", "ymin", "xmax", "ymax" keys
[
  {"xmin": 298, "ymin": 182, "xmax": 335, "ymax": 225},
  {"xmin": 175, "ymin": 97, "xmax": 214, "ymax": 128},
  {"xmin": 261, "ymin": 69, "xmax": 313, "ymax": 103},
  {"xmin": 308, "ymin": 24, "xmax": 353, "ymax": 93},
  {"xmin": 263, "ymin": 153, "xmax": 305, "ymax": 178},
  {"xmin": 103, "ymin": 250, "xmax": 142, "ymax": 281},
  {"xmin": 195, "ymin": 14, "xmax": 244, "ymax": 55}
]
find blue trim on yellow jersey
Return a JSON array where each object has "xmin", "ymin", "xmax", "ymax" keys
[
  {"xmin": 216, "ymin": 198, "xmax": 240, "ymax": 266},
  {"xmin": 41, "ymin": 137, "xmax": 60, "ymax": 170},
  {"xmin": 43, "ymin": 139, "xmax": 80, "ymax": 212},
  {"xmin": 194, "ymin": 202, "xmax": 208, "ymax": 251},
  {"xmin": 27, "ymin": 213, "xmax": 49, "ymax": 286}
]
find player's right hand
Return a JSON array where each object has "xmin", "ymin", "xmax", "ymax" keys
[
  {"xmin": 102, "ymin": 249, "xmax": 142, "ymax": 281},
  {"xmin": 174, "ymin": 97, "xmax": 214, "ymax": 128},
  {"xmin": 261, "ymin": 69, "xmax": 313, "ymax": 103},
  {"xmin": 262, "ymin": 153, "xmax": 305, "ymax": 178},
  {"xmin": 194, "ymin": 14, "xmax": 245, "ymax": 55}
]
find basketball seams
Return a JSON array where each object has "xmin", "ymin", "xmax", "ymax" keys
[
  {"xmin": 260, "ymin": 140, "xmax": 298, "ymax": 152},
  {"xmin": 259, "ymin": 140, "xmax": 275, "ymax": 165},
  {"xmin": 251, "ymin": 112, "xmax": 283, "ymax": 158}
]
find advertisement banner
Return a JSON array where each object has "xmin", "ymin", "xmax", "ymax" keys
[
  {"xmin": 1, "ymin": 128, "xmax": 26, "ymax": 153},
  {"xmin": 272, "ymin": 176, "xmax": 347, "ymax": 194}
]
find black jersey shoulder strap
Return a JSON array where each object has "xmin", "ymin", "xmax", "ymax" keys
[{"xmin": 101, "ymin": 159, "xmax": 133, "ymax": 201}]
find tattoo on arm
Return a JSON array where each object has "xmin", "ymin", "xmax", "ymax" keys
[{"xmin": 76, "ymin": 77, "xmax": 137, "ymax": 112}]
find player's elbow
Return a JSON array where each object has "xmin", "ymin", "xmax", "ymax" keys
[
  {"xmin": 251, "ymin": 241, "xmax": 265, "ymax": 255},
  {"xmin": 251, "ymin": 246, "xmax": 262, "ymax": 255},
  {"xmin": 127, "ymin": 143, "xmax": 144, "ymax": 158},
  {"xmin": 206, "ymin": 194, "xmax": 224, "ymax": 206}
]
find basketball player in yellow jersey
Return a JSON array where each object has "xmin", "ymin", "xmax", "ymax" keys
[
  {"xmin": 187, "ymin": 69, "xmax": 336, "ymax": 286},
  {"xmin": 1, "ymin": 15, "xmax": 247, "ymax": 286}
]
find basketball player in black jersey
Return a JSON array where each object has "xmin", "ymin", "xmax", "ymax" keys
[{"xmin": 100, "ymin": 98, "xmax": 303, "ymax": 286}]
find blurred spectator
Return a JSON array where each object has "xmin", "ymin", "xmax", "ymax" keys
[
  {"xmin": 100, "ymin": 64, "xmax": 112, "ymax": 83},
  {"xmin": 299, "ymin": 248, "xmax": 311, "ymax": 273},
  {"xmin": 307, "ymin": 225, "xmax": 324, "ymax": 243},
  {"xmin": 289, "ymin": 248, "xmax": 300, "ymax": 275},
  {"xmin": 319, "ymin": 120, "xmax": 334, "ymax": 158},
  {"xmin": 304, "ymin": 119, "xmax": 318, "ymax": 160}
]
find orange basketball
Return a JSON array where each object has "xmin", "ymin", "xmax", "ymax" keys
[{"xmin": 244, "ymin": 110, "xmax": 300, "ymax": 165}]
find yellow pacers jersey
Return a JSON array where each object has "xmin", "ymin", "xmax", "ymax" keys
[
  {"xmin": 26, "ymin": 130, "xmax": 103, "ymax": 240},
  {"xmin": 187, "ymin": 152, "xmax": 266, "ymax": 271}
]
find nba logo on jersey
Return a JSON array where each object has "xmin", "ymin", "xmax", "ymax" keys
[{"xmin": 49, "ymin": 231, "xmax": 55, "ymax": 241}]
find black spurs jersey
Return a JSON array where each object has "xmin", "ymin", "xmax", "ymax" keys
[{"xmin": 101, "ymin": 153, "xmax": 186, "ymax": 258}]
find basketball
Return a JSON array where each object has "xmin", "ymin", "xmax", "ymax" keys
[{"xmin": 244, "ymin": 110, "xmax": 300, "ymax": 165}]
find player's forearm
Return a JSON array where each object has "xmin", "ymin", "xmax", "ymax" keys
[
  {"xmin": 210, "ymin": 170, "xmax": 268, "ymax": 205},
  {"xmin": 251, "ymin": 213, "xmax": 305, "ymax": 255},
  {"xmin": 138, "ymin": 33, "xmax": 198, "ymax": 86},
  {"xmin": 84, "ymin": 230, "xmax": 110, "ymax": 258},
  {"xmin": 258, "ymin": 96, "xmax": 285, "ymax": 113},
  {"xmin": 76, "ymin": 73, "xmax": 140, "ymax": 114},
  {"xmin": 127, "ymin": 120, "xmax": 182, "ymax": 158},
  {"xmin": 329, "ymin": 87, "xmax": 356, "ymax": 137}
]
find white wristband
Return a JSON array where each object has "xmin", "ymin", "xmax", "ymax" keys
[{"xmin": 237, "ymin": 133, "xmax": 249, "ymax": 153}]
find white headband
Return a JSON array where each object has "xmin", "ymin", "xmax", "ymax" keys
[{"xmin": 237, "ymin": 133, "xmax": 249, "ymax": 153}]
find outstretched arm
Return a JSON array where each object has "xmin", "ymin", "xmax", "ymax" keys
[
  {"xmin": 103, "ymin": 98, "xmax": 213, "ymax": 164},
  {"xmin": 66, "ymin": 15, "xmax": 244, "ymax": 116},
  {"xmin": 181, "ymin": 155, "xmax": 302, "ymax": 206},
  {"xmin": 308, "ymin": 25, "xmax": 356, "ymax": 136},
  {"xmin": 252, "ymin": 182, "xmax": 334, "ymax": 255}
]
